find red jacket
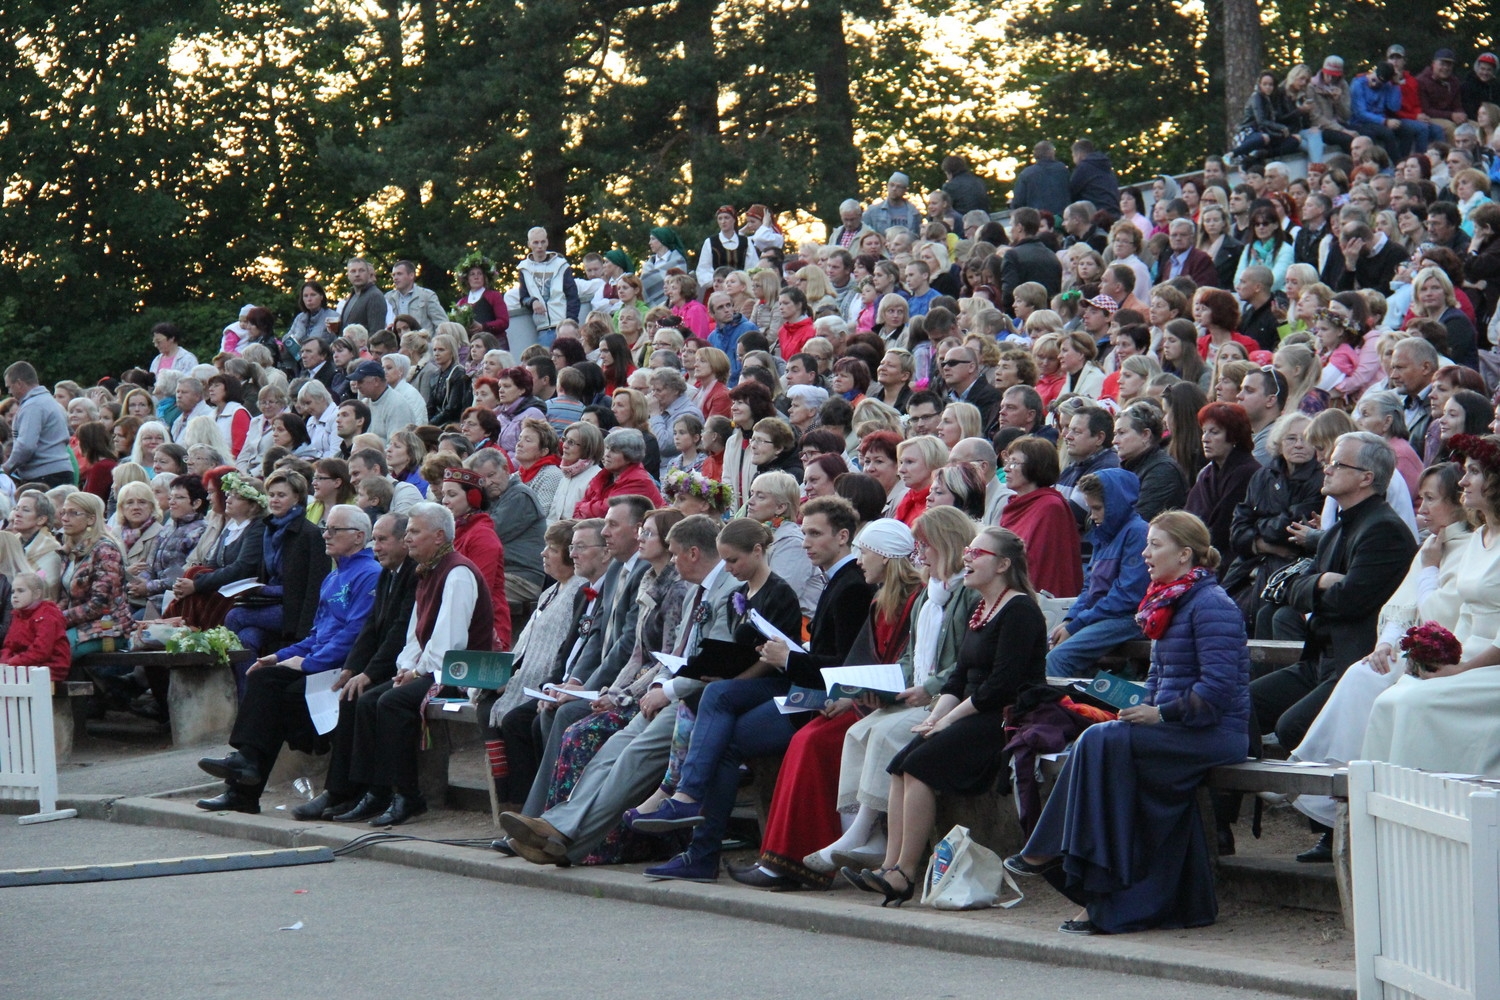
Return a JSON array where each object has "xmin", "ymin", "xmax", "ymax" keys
[
  {"xmin": 697, "ymin": 380, "xmax": 731, "ymax": 420},
  {"xmin": 778, "ymin": 316, "xmax": 816, "ymax": 358},
  {"xmin": 572, "ymin": 461, "xmax": 664, "ymax": 518},
  {"xmin": 2, "ymin": 600, "xmax": 73, "ymax": 683},
  {"xmin": 1000, "ymin": 487, "xmax": 1082, "ymax": 598},
  {"xmin": 453, "ymin": 511, "xmax": 513, "ymax": 650}
]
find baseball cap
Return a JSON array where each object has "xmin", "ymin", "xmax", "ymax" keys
[
  {"xmin": 351, "ymin": 360, "xmax": 386, "ymax": 382},
  {"xmin": 1386, "ymin": 44, "xmax": 1406, "ymax": 58},
  {"xmin": 1086, "ymin": 294, "xmax": 1120, "ymax": 314},
  {"xmin": 1434, "ymin": 48, "xmax": 1456, "ymax": 63},
  {"xmin": 1322, "ymin": 55, "xmax": 1344, "ymax": 76},
  {"xmin": 1478, "ymin": 53, "xmax": 1499, "ymax": 68}
]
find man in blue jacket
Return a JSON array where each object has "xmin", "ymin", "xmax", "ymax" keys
[
  {"xmin": 1046, "ymin": 469, "xmax": 1150, "ymax": 678},
  {"xmin": 195, "ymin": 504, "xmax": 383, "ymax": 814},
  {"xmin": 1349, "ymin": 62, "xmax": 1407, "ymax": 162}
]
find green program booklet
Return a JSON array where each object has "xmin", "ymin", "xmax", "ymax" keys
[{"xmin": 439, "ymin": 650, "xmax": 514, "ymax": 690}]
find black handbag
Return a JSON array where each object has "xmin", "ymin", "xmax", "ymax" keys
[{"xmin": 1260, "ymin": 557, "xmax": 1314, "ymax": 605}]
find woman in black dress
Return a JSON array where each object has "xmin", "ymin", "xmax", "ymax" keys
[{"xmin": 844, "ymin": 524, "xmax": 1048, "ymax": 905}]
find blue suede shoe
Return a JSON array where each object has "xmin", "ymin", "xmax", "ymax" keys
[
  {"xmin": 628, "ymin": 797, "xmax": 705, "ymax": 833},
  {"xmin": 643, "ymin": 852, "xmax": 719, "ymax": 883}
]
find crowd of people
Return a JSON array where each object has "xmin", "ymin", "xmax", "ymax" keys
[{"xmin": 5, "ymin": 40, "xmax": 1500, "ymax": 934}]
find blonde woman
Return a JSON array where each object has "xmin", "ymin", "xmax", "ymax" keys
[
  {"xmin": 744, "ymin": 470, "xmax": 824, "ymax": 617},
  {"xmin": 109, "ymin": 480, "xmax": 163, "ymax": 612},
  {"xmin": 749, "ymin": 269, "xmax": 783, "ymax": 341},
  {"xmin": 56, "ymin": 493, "xmax": 132, "ymax": 655},
  {"xmin": 1407, "ymin": 266, "xmax": 1479, "ymax": 367}
]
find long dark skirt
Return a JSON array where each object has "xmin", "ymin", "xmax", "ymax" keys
[{"xmin": 1023, "ymin": 718, "xmax": 1247, "ymax": 934}]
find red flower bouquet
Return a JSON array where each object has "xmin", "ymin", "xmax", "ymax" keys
[{"xmin": 1399, "ymin": 621, "xmax": 1462, "ymax": 677}]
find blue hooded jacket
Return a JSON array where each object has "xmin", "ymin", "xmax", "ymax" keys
[{"xmin": 1066, "ymin": 467, "xmax": 1150, "ymax": 632}]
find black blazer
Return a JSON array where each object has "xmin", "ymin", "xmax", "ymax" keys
[
  {"xmin": 191, "ymin": 517, "xmax": 267, "ymax": 596},
  {"xmin": 784, "ymin": 560, "xmax": 877, "ymax": 689},
  {"xmin": 344, "ymin": 559, "xmax": 418, "ymax": 685},
  {"xmin": 300, "ymin": 362, "xmax": 336, "ymax": 394},
  {"xmin": 1284, "ymin": 493, "xmax": 1417, "ymax": 677},
  {"xmin": 954, "ymin": 378, "xmax": 1001, "ymax": 432},
  {"xmin": 1212, "ymin": 236, "xmax": 1244, "ymax": 289},
  {"xmin": 276, "ymin": 516, "xmax": 331, "ymax": 643}
]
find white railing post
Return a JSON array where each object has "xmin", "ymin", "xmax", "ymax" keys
[
  {"xmin": 0, "ymin": 665, "xmax": 77, "ymax": 825},
  {"xmin": 1468, "ymin": 788, "xmax": 1500, "ymax": 994},
  {"xmin": 1347, "ymin": 760, "xmax": 1383, "ymax": 1000}
]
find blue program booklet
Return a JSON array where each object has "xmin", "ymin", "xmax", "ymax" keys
[{"xmin": 1085, "ymin": 670, "xmax": 1148, "ymax": 710}]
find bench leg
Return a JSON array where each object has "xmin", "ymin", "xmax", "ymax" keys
[
  {"xmin": 417, "ymin": 721, "xmax": 453, "ymax": 805},
  {"xmin": 52, "ymin": 696, "xmax": 74, "ymax": 766},
  {"xmin": 1333, "ymin": 799, "xmax": 1353, "ymax": 931},
  {"xmin": 167, "ymin": 664, "xmax": 239, "ymax": 747}
]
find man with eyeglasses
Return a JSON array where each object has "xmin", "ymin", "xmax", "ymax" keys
[
  {"xmin": 1249, "ymin": 432, "xmax": 1416, "ymax": 860},
  {"xmin": 514, "ymin": 496, "xmax": 654, "ymax": 818},
  {"xmin": 196, "ymin": 504, "xmax": 383, "ymax": 816},
  {"xmin": 1333, "ymin": 221, "xmax": 1409, "ymax": 296},
  {"xmin": 1238, "ymin": 367, "xmax": 1287, "ymax": 466},
  {"xmin": 493, "ymin": 517, "xmax": 614, "ymax": 806},
  {"xmin": 940, "ymin": 346, "xmax": 1001, "ymax": 430}
]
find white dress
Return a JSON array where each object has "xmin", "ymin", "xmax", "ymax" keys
[
  {"xmin": 1362, "ymin": 527, "xmax": 1500, "ymax": 777},
  {"xmin": 1291, "ymin": 520, "xmax": 1470, "ymax": 825}
]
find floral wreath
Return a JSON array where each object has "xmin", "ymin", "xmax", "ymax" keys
[
  {"xmin": 1448, "ymin": 434, "xmax": 1500, "ymax": 473},
  {"xmin": 220, "ymin": 472, "xmax": 269, "ymax": 509},
  {"xmin": 1399, "ymin": 621, "xmax": 1462, "ymax": 674},
  {"xmin": 453, "ymin": 250, "xmax": 497, "ymax": 284},
  {"xmin": 1315, "ymin": 308, "xmax": 1359, "ymax": 334},
  {"xmin": 662, "ymin": 468, "xmax": 734, "ymax": 510}
]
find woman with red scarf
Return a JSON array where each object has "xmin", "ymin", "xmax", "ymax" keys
[
  {"xmin": 1007, "ymin": 511, "xmax": 1250, "ymax": 936},
  {"xmin": 513, "ymin": 417, "xmax": 563, "ymax": 516},
  {"xmin": 571, "ymin": 427, "xmax": 664, "ymax": 518},
  {"xmin": 999, "ymin": 437, "xmax": 1083, "ymax": 598},
  {"xmin": 437, "ymin": 467, "xmax": 513, "ymax": 650}
]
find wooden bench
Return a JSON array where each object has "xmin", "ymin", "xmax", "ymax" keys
[
  {"xmin": 1094, "ymin": 638, "xmax": 1306, "ymax": 679},
  {"xmin": 74, "ymin": 650, "xmax": 256, "ymax": 746},
  {"xmin": 51, "ymin": 681, "xmax": 93, "ymax": 765},
  {"xmin": 421, "ymin": 700, "xmax": 489, "ymax": 815}
]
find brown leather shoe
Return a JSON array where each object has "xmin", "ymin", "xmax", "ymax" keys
[{"xmin": 499, "ymin": 811, "xmax": 570, "ymax": 859}]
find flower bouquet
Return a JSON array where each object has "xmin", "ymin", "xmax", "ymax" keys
[{"xmin": 1399, "ymin": 621, "xmax": 1462, "ymax": 677}]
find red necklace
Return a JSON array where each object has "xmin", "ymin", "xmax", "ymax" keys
[{"xmin": 968, "ymin": 588, "xmax": 1011, "ymax": 631}]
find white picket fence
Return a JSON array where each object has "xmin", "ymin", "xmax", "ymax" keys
[
  {"xmin": 1349, "ymin": 760, "xmax": 1500, "ymax": 1000},
  {"xmin": 0, "ymin": 665, "xmax": 77, "ymax": 825}
]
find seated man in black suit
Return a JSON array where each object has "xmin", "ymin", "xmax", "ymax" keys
[{"xmin": 941, "ymin": 345, "xmax": 1000, "ymax": 430}]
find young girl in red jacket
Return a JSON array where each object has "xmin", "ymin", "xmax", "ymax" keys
[{"xmin": 1, "ymin": 573, "xmax": 73, "ymax": 683}]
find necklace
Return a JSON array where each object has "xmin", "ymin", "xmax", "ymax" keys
[{"xmin": 967, "ymin": 587, "xmax": 1011, "ymax": 631}]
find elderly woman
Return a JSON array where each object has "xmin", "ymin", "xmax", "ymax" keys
[
  {"xmin": 386, "ymin": 429, "xmax": 429, "ymax": 496},
  {"xmin": 223, "ymin": 470, "xmax": 330, "ymax": 685},
  {"xmin": 1000, "ymin": 436, "xmax": 1083, "ymax": 598},
  {"xmin": 891, "ymin": 434, "xmax": 948, "ymax": 527},
  {"xmin": 9, "ymin": 492, "xmax": 64, "ymax": 599},
  {"xmin": 745, "ymin": 471, "xmax": 824, "ymax": 617},
  {"xmin": 110, "ymin": 481, "xmax": 163, "ymax": 613},
  {"xmin": 459, "ymin": 406, "xmax": 501, "ymax": 451},
  {"xmin": 513, "ymin": 417, "xmax": 563, "ymax": 516},
  {"xmin": 1356, "ymin": 390, "xmax": 1424, "ymax": 497},
  {"xmin": 236, "ymin": 385, "xmax": 288, "ymax": 475},
  {"xmin": 55, "ymin": 493, "xmax": 133, "ymax": 656},
  {"xmin": 171, "ymin": 470, "xmax": 268, "ymax": 629},
  {"xmin": 571, "ymin": 428, "xmax": 664, "ymax": 518},
  {"xmin": 665, "ymin": 273, "xmax": 711, "ymax": 337},
  {"xmin": 204, "ymin": 373, "xmax": 250, "ymax": 456},
  {"xmin": 1186, "ymin": 401, "xmax": 1260, "ymax": 579},
  {"xmin": 1009, "ymin": 511, "xmax": 1249, "ymax": 936},
  {"xmin": 748, "ymin": 416, "xmax": 801, "ymax": 483},
  {"xmin": 550, "ymin": 422, "xmax": 604, "ymax": 521},
  {"xmin": 1105, "ymin": 222, "xmax": 1153, "ymax": 298},
  {"xmin": 926, "ymin": 461, "xmax": 989, "ymax": 520},
  {"xmin": 487, "ymin": 366, "xmax": 545, "ymax": 455},
  {"xmin": 128, "ymin": 474, "xmax": 210, "ymax": 617}
]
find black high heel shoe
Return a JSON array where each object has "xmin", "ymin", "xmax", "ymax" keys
[
  {"xmin": 862, "ymin": 867, "xmax": 915, "ymax": 907},
  {"xmin": 840, "ymin": 865, "xmax": 883, "ymax": 893}
]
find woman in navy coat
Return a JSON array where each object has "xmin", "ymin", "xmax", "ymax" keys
[{"xmin": 1006, "ymin": 510, "xmax": 1250, "ymax": 935}]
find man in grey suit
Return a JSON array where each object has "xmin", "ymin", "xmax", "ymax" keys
[
  {"xmin": 499, "ymin": 514, "xmax": 735, "ymax": 864},
  {"xmin": 339, "ymin": 258, "xmax": 388, "ymax": 334},
  {"xmin": 518, "ymin": 494, "xmax": 652, "ymax": 815},
  {"xmin": 385, "ymin": 260, "xmax": 448, "ymax": 333}
]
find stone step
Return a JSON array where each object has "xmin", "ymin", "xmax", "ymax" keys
[{"xmin": 1217, "ymin": 855, "xmax": 1341, "ymax": 914}]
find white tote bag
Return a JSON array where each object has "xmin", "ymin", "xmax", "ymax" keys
[{"xmin": 920, "ymin": 824, "xmax": 1024, "ymax": 910}]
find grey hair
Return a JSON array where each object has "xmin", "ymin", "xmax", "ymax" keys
[
  {"xmin": 962, "ymin": 209, "xmax": 991, "ymax": 229},
  {"xmin": 1357, "ymin": 389, "xmax": 1410, "ymax": 440},
  {"xmin": 483, "ymin": 349, "xmax": 512, "ymax": 369},
  {"xmin": 604, "ymin": 427, "xmax": 647, "ymax": 464},
  {"xmin": 298, "ymin": 379, "xmax": 332, "ymax": 405},
  {"xmin": 814, "ymin": 315, "xmax": 848, "ymax": 340},
  {"xmin": 383, "ymin": 352, "xmax": 412, "ymax": 377},
  {"xmin": 407, "ymin": 500, "xmax": 455, "ymax": 542},
  {"xmin": 648, "ymin": 368, "xmax": 687, "ymax": 395},
  {"xmin": 177, "ymin": 377, "xmax": 203, "ymax": 396},
  {"xmin": 1338, "ymin": 430, "xmax": 1396, "ymax": 495},
  {"xmin": 327, "ymin": 503, "xmax": 372, "ymax": 541},
  {"xmin": 1169, "ymin": 218, "xmax": 1197, "ymax": 236},
  {"xmin": 1393, "ymin": 335, "xmax": 1440, "ymax": 369},
  {"xmin": 154, "ymin": 370, "xmax": 181, "ymax": 395},
  {"xmin": 839, "ymin": 198, "xmax": 863, "ymax": 214}
]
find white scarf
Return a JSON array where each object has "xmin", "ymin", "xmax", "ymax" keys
[{"xmin": 913, "ymin": 573, "xmax": 962, "ymax": 687}]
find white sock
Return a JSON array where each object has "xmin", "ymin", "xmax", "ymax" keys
[{"xmin": 826, "ymin": 805, "xmax": 880, "ymax": 851}]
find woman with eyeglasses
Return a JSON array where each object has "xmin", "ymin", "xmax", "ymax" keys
[
  {"xmin": 1235, "ymin": 207, "xmax": 1295, "ymax": 292},
  {"xmin": 127, "ymin": 474, "xmax": 210, "ymax": 618},
  {"xmin": 847, "ymin": 524, "xmax": 1047, "ymax": 906},
  {"xmin": 1000, "ymin": 436, "xmax": 1083, "ymax": 598},
  {"xmin": 306, "ymin": 458, "xmax": 355, "ymax": 528}
]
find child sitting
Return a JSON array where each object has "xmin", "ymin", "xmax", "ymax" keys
[{"xmin": 1, "ymin": 573, "xmax": 72, "ymax": 683}]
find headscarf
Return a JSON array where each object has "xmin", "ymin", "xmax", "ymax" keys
[
  {"xmin": 603, "ymin": 249, "xmax": 635, "ymax": 273},
  {"xmin": 651, "ymin": 227, "xmax": 687, "ymax": 258}
]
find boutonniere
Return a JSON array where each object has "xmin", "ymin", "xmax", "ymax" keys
[
  {"xmin": 577, "ymin": 614, "xmax": 596, "ymax": 636},
  {"xmin": 692, "ymin": 603, "xmax": 710, "ymax": 624},
  {"xmin": 731, "ymin": 592, "xmax": 748, "ymax": 617}
]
